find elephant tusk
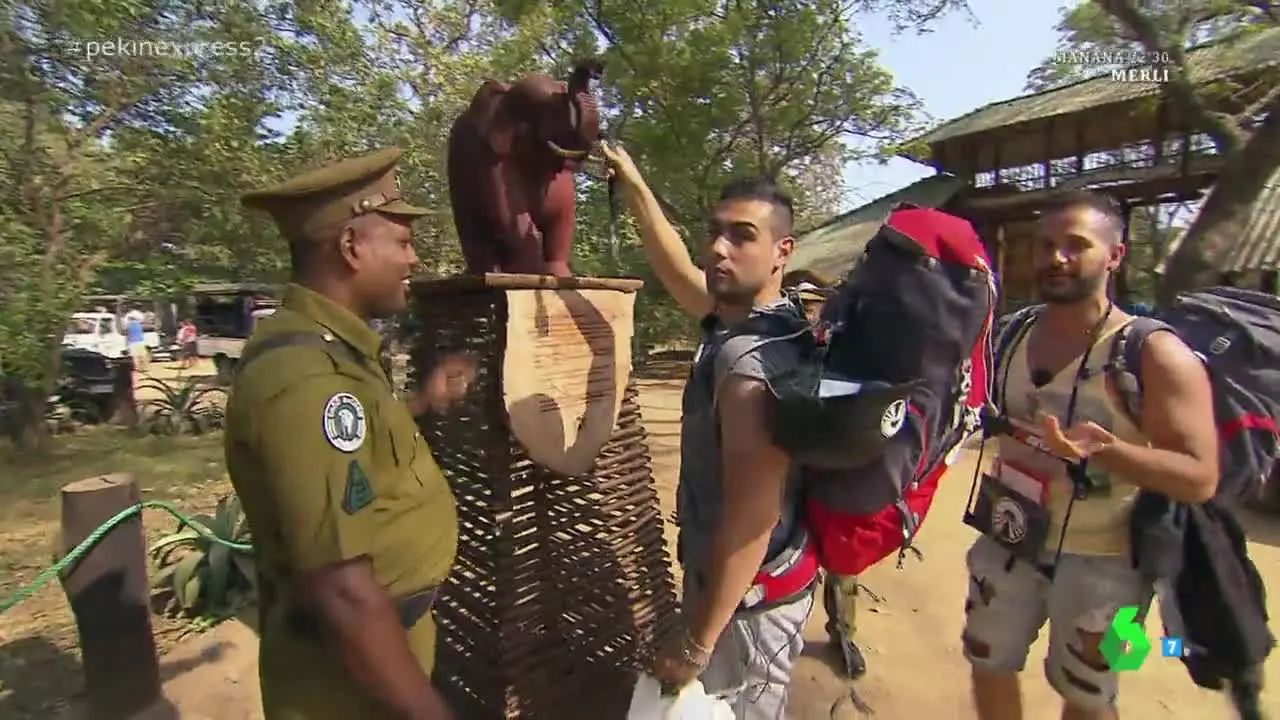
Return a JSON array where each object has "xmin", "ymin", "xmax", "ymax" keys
[{"xmin": 547, "ymin": 140, "xmax": 589, "ymax": 160}]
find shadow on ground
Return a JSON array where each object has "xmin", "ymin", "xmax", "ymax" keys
[
  {"xmin": 159, "ymin": 640, "xmax": 232, "ymax": 683},
  {"xmin": 0, "ymin": 632, "xmax": 243, "ymax": 720},
  {"xmin": 0, "ymin": 637, "xmax": 84, "ymax": 718}
]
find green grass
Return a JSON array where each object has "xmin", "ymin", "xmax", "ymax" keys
[{"xmin": 0, "ymin": 427, "xmax": 227, "ymax": 519}]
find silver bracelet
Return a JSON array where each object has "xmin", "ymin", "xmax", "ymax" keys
[{"xmin": 680, "ymin": 629, "xmax": 713, "ymax": 669}]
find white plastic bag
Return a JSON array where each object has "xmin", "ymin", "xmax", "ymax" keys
[{"xmin": 626, "ymin": 673, "xmax": 735, "ymax": 720}]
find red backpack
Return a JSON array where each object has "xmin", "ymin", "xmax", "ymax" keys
[
  {"xmin": 788, "ymin": 206, "xmax": 995, "ymax": 575},
  {"xmin": 702, "ymin": 206, "xmax": 994, "ymax": 601}
]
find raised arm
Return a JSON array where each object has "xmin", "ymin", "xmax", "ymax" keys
[{"xmin": 600, "ymin": 141, "xmax": 712, "ymax": 318}]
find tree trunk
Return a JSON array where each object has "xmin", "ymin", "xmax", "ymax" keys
[
  {"xmin": 1159, "ymin": 110, "xmax": 1280, "ymax": 305},
  {"xmin": 8, "ymin": 381, "xmax": 51, "ymax": 450}
]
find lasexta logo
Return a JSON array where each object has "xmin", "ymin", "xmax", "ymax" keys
[{"xmin": 1099, "ymin": 605, "xmax": 1152, "ymax": 671}]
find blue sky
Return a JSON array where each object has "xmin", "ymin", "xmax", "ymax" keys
[{"xmin": 842, "ymin": 1, "xmax": 1066, "ymax": 208}]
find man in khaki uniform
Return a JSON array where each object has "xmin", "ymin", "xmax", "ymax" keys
[{"xmin": 226, "ymin": 147, "xmax": 473, "ymax": 720}]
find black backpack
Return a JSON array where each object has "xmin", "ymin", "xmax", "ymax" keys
[
  {"xmin": 995, "ymin": 287, "xmax": 1279, "ymax": 710},
  {"xmin": 1110, "ymin": 287, "xmax": 1280, "ymax": 503},
  {"xmin": 702, "ymin": 206, "xmax": 996, "ymax": 576}
]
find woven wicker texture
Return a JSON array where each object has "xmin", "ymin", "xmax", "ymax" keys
[{"xmin": 405, "ymin": 276, "xmax": 678, "ymax": 719}]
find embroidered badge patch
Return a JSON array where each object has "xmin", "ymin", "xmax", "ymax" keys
[
  {"xmin": 880, "ymin": 399, "xmax": 907, "ymax": 438},
  {"xmin": 323, "ymin": 392, "xmax": 366, "ymax": 453},
  {"xmin": 342, "ymin": 460, "xmax": 374, "ymax": 514}
]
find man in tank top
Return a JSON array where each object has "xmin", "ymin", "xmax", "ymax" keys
[
  {"xmin": 963, "ymin": 190, "xmax": 1219, "ymax": 720},
  {"xmin": 602, "ymin": 142, "xmax": 816, "ymax": 720}
]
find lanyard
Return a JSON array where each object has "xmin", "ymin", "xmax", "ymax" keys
[{"xmin": 1059, "ymin": 303, "xmax": 1115, "ymax": 428}]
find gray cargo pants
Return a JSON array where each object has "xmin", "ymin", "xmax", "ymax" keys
[{"xmin": 683, "ymin": 575, "xmax": 815, "ymax": 720}]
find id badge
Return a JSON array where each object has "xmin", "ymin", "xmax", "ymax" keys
[
  {"xmin": 992, "ymin": 458, "xmax": 1049, "ymax": 504},
  {"xmin": 965, "ymin": 469, "xmax": 1051, "ymax": 562}
]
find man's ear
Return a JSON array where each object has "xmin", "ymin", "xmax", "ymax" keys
[
  {"xmin": 776, "ymin": 235, "xmax": 796, "ymax": 266},
  {"xmin": 336, "ymin": 225, "xmax": 361, "ymax": 270},
  {"xmin": 1108, "ymin": 241, "xmax": 1128, "ymax": 273}
]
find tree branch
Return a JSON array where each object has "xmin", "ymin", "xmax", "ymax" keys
[
  {"xmin": 1094, "ymin": 0, "xmax": 1250, "ymax": 153},
  {"xmin": 55, "ymin": 184, "xmax": 145, "ymax": 202},
  {"xmin": 1242, "ymin": 81, "xmax": 1280, "ymax": 123}
]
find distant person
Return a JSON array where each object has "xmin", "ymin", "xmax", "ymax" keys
[
  {"xmin": 781, "ymin": 269, "xmax": 831, "ymax": 323},
  {"xmin": 177, "ymin": 319, "xmax": 198, "ymax": 370},
  {"xmin": 125, "ymin": 311, "xmax": 150, "ymax": 372}
]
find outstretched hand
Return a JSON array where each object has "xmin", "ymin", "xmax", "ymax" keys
[
  {"xmin": 599, "ymin": 140, "xmax": 642, "ymax": 187},
  {"xmin": 409, "ymin": 352, "xmax": 478, "ymax": 415},
  {"xmin": 1036, "ymin": 412, "xmax": 1116, "ymax": 461}
]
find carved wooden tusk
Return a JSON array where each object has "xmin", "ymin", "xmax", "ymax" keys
[{"xmin": 547, "ymin": 140, "xmax": 588, "ymax": 160}]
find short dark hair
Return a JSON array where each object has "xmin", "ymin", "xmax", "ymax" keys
[
  {"xmin": 1042, "ymin": 189, "xmax": 1124, "ymax": 239},
  {"xmin": 718, "ymin": 175, "xmax": 794, "ymax": 236}
]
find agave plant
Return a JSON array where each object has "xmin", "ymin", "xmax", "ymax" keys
[
  {"xmin": 138, "ymin": 376, "xmax": 226, "ymax": 435},
  {"xmin": 150, "ymin": 495, "xmax": 256, "ymax": 622}
]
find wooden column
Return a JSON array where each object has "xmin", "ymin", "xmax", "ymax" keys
[
  {"xmin": 1180, "ymin": 130, "xmax": 1193, "ymax": 175},
  {"xmin": 1074, "ymin": 123, "xmax": 1086, "ymax": 175},
  {"xmin": 1115, "ymin": 201, "xmax": 1132, "ymax": 305},
  {"xmin": 60, "ymin": 474, "xmax": 161, "ymax": 719},
  {"xmin": 1041, "ymin": 118, "xmax": 1054, "ymax": 190},
  {"xmin": 1153, "ymin": 95, "xmax": 1168, "ymax": 166}
]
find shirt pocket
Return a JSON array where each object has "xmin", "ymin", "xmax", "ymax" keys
[{"xmin": 384, "ymin": 400, "xmax": 424, "ymax": 487}]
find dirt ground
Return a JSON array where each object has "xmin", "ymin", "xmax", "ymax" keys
[{"xmin": 4, "ymin": 361, "xmax": 1280, "ymax": 718}]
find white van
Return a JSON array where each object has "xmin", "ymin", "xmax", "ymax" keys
[{"xmin": 63, "ymin": 312, "xmax": 161, "ymax": 357}]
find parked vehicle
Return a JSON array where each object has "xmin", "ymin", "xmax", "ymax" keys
[
  {"xmin": 62, "ymin": 311, "xmax": 162, "ymax": 358},
  {"xmin": 190, "ymin": 283, "xmax": 281, "ymax": 384},
  {"xmin": 53, "ymin": 349, "xmax": 120, "ymax": 424}
]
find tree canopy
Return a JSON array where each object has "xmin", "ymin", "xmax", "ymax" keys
[{"xmin": 1, "ymin": 0, "xmax": 964, "ymax": 444}]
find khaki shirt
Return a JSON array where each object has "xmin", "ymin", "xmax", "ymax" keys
[{"xmin": 225, "ymin": 284, "xmax": 458, "ymax": 719}]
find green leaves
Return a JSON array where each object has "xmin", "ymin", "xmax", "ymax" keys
[
  {"xmin": 149, "ymin": 494, "xmax": 255, "ymax": 623},
  {"xmin": 2, "ymin": 0, "xmax": 957, "ymax": 419},
  {"xmin": 137, "ymin": 376, "xmax": 227, "ymax": 435}
]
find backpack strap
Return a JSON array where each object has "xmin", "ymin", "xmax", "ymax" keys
[
  {"xmin": 697, "ymin": 301, "xmax": 810, "ymax": 406},
  {"xmin": 991, "ymin": 304, "xmax": 1042, "ymax": 410},
  {"xmin": 1105, "ymin": 316, "xmax": 1175, "ymax": 426}
]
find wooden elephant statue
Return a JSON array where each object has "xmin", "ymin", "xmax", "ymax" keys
[{"xmin": 447, "ymin": 59, "xmax": 605, "ymax": 277}]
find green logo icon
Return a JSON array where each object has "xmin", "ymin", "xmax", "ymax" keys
[{"xmin": 1100, "ymin": 605, "xmax": 1151, "ymax": 671}]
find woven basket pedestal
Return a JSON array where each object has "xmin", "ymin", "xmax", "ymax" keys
[{"xmin": 406, "ymin": 274, "xmax": 679, "ymax": 720}]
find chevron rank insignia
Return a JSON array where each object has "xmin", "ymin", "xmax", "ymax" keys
[{"xmin": 342, "ymin": 460, "xmax": 374, "ymax": 514}]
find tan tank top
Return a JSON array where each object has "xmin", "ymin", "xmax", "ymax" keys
[{"xmin": 996, "ymin": 314, "xmax": 1150, "ymax": 557}]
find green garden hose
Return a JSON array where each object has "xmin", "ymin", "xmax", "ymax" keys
[{"xmin": 0, "ymin": 500, "xmax": 253, "ymax": 616}]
